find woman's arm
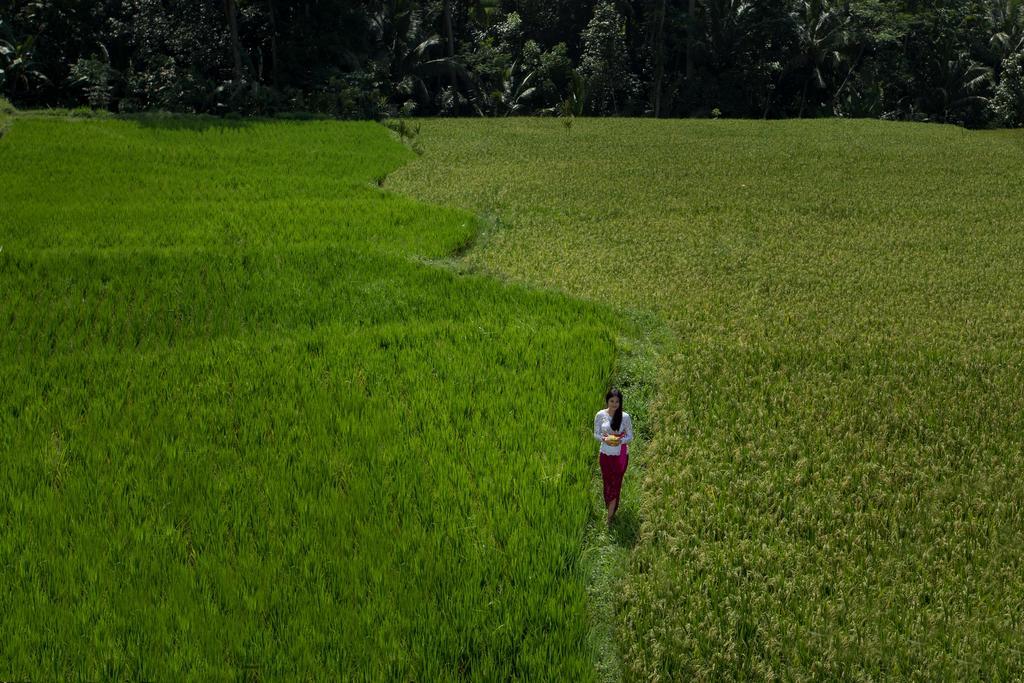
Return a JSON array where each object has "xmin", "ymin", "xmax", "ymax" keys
[
  {"xmin": 594, "ymin": 413, "xmax": 605, "ymax": 442},
  {"xmin": 620, "ymin": 414, "xmax": 634, "ymax": 445}
]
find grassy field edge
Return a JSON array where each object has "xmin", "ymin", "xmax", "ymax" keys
[{"xmin": 581, "ymin": 320, "xmax": 666, "ymax": 683}]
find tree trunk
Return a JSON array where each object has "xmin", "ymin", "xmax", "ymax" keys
[
  {"xmin": 762, "ymin": 79, "xmax": 773, "ymax": 119},
  {"xmin": 832, "ymin": 43, "xmax": 865, "ymax": 113},
  {"xmin": 225, "ymin": 0, "xmax": 243, "ymax": 81},
  {"xmin": 686, "ymin": 0, "xmax": 696, "ymax": 81},
  {"xmin": 653, "ymin": 0, "xmax": 667, "ymax": 116},
  {"xmin": 267, "ymin": 0, "xmax": 280, "ymax": 86},
  {"xmin": 443, "ymin": 0, "xmax": 457, "ymax": 87}
]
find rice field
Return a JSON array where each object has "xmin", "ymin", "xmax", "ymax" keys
[
  {"xmin": 388, "ymin": 118, "xmax": 1024, "ymax": 679},
  {"xmin": 0, "ymin": 118, "xmax": 620, "ymax": 679}
]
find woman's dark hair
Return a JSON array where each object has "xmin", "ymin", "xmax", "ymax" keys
[{"xmin": 605, "ymin": 388, "xmax": 624, "ymax": 431}]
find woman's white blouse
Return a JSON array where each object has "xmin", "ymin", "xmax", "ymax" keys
[{"xmin": 593, "ymin": 409, "xmax": 633, "ymax": 456}]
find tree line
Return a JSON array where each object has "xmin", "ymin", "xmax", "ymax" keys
[{"xmin": 2, "ymin": 0, "xmax": 1023, "ymax": 126}]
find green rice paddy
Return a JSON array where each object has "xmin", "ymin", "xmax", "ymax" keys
[
  {"xmin": 6, "ymin": 113, "xmax": 1024, "ymax": 679},
  {"xmin": 0, "ymin": 118, "xmax": 619, "ymax": 679},
  {"xmin": 389, "ymin": 118, "xmax": 1024, "ymax": 679}
]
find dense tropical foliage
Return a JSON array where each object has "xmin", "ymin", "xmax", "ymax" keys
[{"xmin": 2, "ymin": 0, "xmax": 1024, "ymax": 125}]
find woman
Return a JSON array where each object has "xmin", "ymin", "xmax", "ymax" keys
[{"xmin": 594, "ymin": 388, "xmax": 634, "ymax": 525}]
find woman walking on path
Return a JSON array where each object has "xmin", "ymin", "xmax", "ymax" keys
[{"xmin": 594, "ymin": 388, "xmax": 633, "ymax": 526}]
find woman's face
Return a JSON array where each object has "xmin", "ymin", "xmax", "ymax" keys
[{"xmin": 606, "ymin": 396, "xmax": 621, "ymax": 413}]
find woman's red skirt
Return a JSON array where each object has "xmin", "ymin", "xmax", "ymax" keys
[{"xmin": 599, "ymin": 443, "xmax": 629, "ymax": 505}]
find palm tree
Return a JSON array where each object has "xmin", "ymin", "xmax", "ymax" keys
[
  {"xmin": 0, "ymin": 23, "xmax": 50, "ymax": 98},
  {"xmin": 698, "ymin": 0, "xmax": 756, "ymax": 71},
  {"xmin": 367, "ymin": 0, "xmax": 469, "ymax": 111},
  {"xmin": 488, "ymin": 60, "xmax": 536, "ymax": 116},
  {"xmin": 915, "ymin": 54, "xmax": 992, "ymax": 124},
  {"xmin": 990, "ymin": 0, "xmax": 1024, "ymax": 59},
  {"xmin": 789, "ymin": 0, "xmax": 851, "ymax": 117},
  {"xmin": 988, "ymin": 0, "xmax": 1024, "ymax": 81}
]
